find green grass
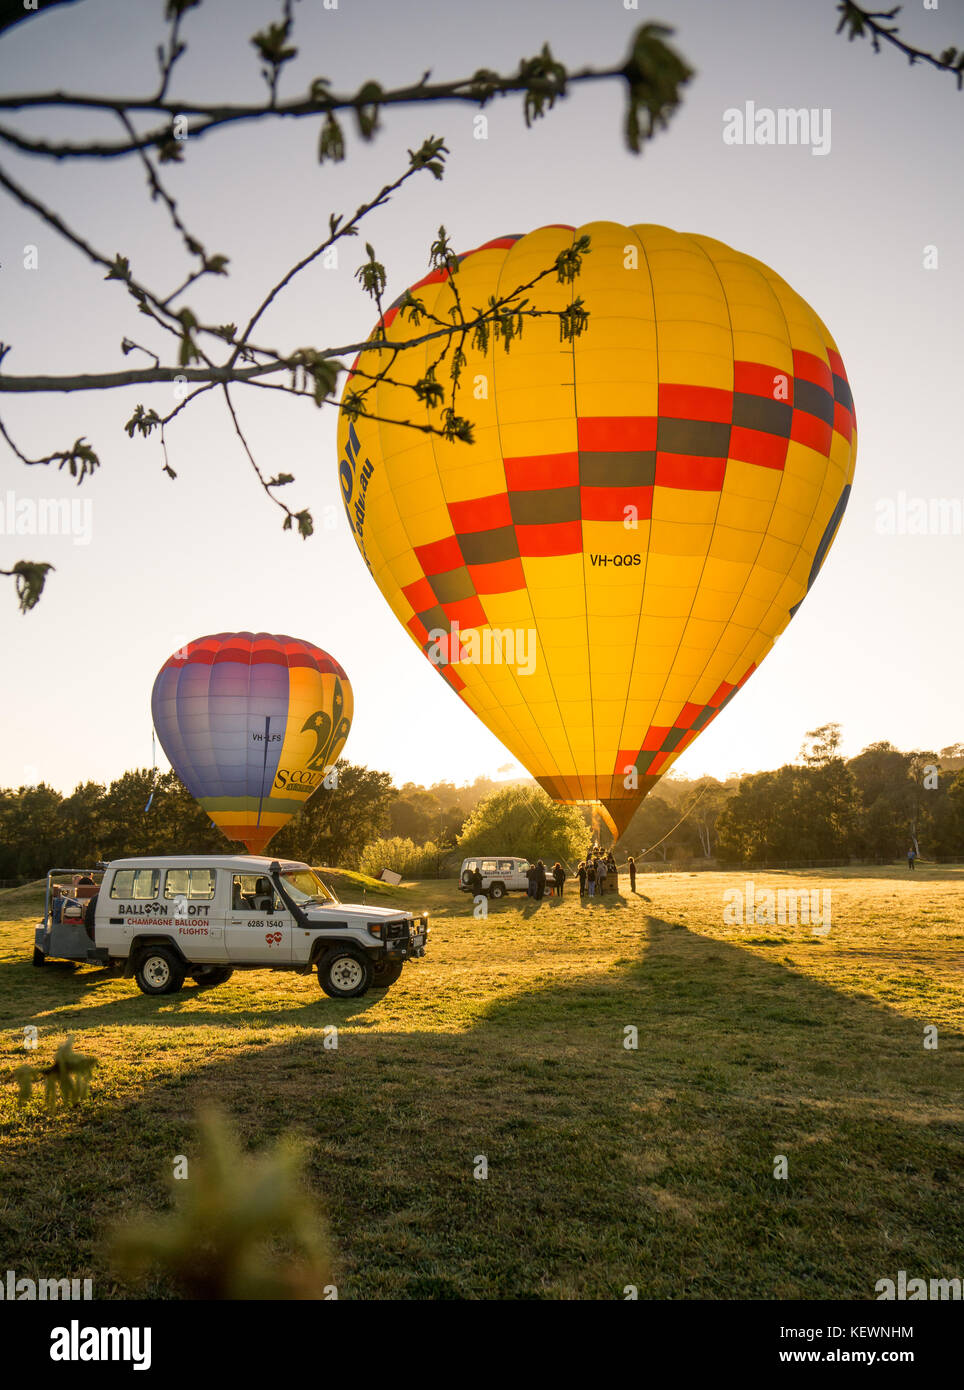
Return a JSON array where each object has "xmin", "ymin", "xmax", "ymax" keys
[{"xmin": 1, "ymin": 865, "xmax": 962, "ymax": 1299}]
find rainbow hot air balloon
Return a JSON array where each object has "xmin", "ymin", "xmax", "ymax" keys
[
  {"xmin": 151, "ymin": 632, "xmax": 353, "ymax": 853},
  {"xmin": 337, "ymin": 223, "xmax": 856, "ymax": 837}
]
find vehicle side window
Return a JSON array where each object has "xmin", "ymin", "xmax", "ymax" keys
[
  {"xmin": 232, "ymin": 874, "xmax": 277, "ymax": 911},
  {"xmin": 163, "ymin": 868, "xmax": 217, "ymax": 901},
  {"xmin": 499, "ymin": 861, "xmax": 512, "ymax": 871},
  {"xmin": 481, "ymin": 861, "xmax": 496, "ymax": 873},
  {"xmin": 109, "ymin": 868, "xmax": 159, "ymax": 900}
]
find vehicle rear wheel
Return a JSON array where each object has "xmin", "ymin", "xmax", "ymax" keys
[
  {"xmin": 193, "ymin": 966, "xmax": 234, "ymax": 988},
  {"xmin": 134, "ymin": 946, "xmax": 186, "ymax": 996},
  {"xmin": 370, "ymin": 958, "xmax": 404, "ymax": 989},
  {"xmin": 317, "ymin": 948, "xmax": 372, "ymax": 999},
  {"xmin": 32, "ymin": 947, "xmax": 45, "ymax": 967},
  {"xmin": 489, "ymin": 881, "xmax": 506, "ymax": 899}
]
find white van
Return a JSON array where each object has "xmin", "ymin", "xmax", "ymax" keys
[
  {"xmin": 33, "ymin": 856, "xmax": 429, "ymax": 999},
  {"xmin": 459, "ymin": 856, "xmax": 531, "ymax": 899}
]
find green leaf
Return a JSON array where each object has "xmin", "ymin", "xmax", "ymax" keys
[
  {"xmin": 354, "ymin": 81, "xmax": 383, "ymax": 141},
  {"xmin": 621, "ymin": 22, "xmax": 694, "ymax": 154},
  {"xmin": 319, "ymin": 113, "xmax": 345, "ymax": 164},
  {"xmin": 6, "ymin": 561, "xmax": 54, "ymax": 614},
  {"xmin": 408, "ymin": 136, "xmax": 448, "ymax": 181},
  {"xmin": 104, "ymin": 254, "xmax": 131, "ymax": 283},
  {"xmin": 125, "ymin": 405, "xmax": 162, "ymax": 439}
]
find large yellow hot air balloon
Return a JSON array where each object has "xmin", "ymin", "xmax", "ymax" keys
[{"xmin": 337, "ymin": 223, "xmax": 856, "ymax": 837}]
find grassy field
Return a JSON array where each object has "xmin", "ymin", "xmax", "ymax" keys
[{"xmin": 1, "ymin": 864, "xmax": 962, "ymax": 1300}]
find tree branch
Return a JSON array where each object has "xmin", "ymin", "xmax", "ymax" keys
[{"xmin": 836, "ymin": 3, "xmax": 964, "ymax": 85}]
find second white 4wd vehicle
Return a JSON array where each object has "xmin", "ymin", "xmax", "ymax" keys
[
  {"xmin": 33, "ymin": 855, "xmax": 429, "ymax": 999},
  {"xmin": 459, "ymin": 856, "xmax": 531, "ymax": 898}
]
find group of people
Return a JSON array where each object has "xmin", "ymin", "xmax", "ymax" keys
[
  {"xmin": 576, "ymin": 843, "xmax": 638, "ymax": 897},
  {"xmin": 525, "ymin": 860, "xmax": 566, "ymax": 899}
]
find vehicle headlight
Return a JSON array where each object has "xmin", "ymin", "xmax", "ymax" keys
[{"xmin": 366, "ymin": 922, "xmax": 383, "ymax": 938}]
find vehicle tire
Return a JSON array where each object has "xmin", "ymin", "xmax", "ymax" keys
[
  {"xmin": 193, "ymin": 966, "xmax": 234, "ymax": 988},
  {"xmin": 317, "ymin": 948, "xmax": 372, "ymax": 999},
  {"xmin": 134, "ymin": 945, "xmax": 186, "ymax": 996},
  {"xmin": 460, "ymin": 870, "xmax": 473, "ymax": 887},
  {"xmin": 32, "ymin": 946, "xmax": 45, "ymax": 967},
  {"xmin": 370, "ymin": 958, "xmax": 404, "ymax": 989},
  {"xmin": 489, "ymin": 881, "xmax": 506, "ymax": 899}
]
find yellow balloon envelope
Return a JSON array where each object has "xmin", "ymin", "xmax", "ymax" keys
[{"xmin": 337, "ymin": 223, "xmax": 857, "ymax": 836}]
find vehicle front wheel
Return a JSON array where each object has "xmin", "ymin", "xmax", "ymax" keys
[
  {"xmin": 317, "ymin": 948, "xmax": 372, "ymax": 999},
  {"xmin": 134, "ymin": 946, "xmax": 186, "ymax": 996},
  {"xmin": 193, "ymin": 966, "xmax": 234, "ymax": 988},
  {"xmin": 489, "ymin": 882, "xmax": 506, "ymax": 899},
  {"xmin": 32, "ymin": 947, "xmax": 45, "ymax": 967},
  {"xmin": 370, "ymin": 958, "xmax": 404, "ymax": 989}
]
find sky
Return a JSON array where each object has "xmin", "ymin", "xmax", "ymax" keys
[{"xmin": 1, "ymin": 0, "xmax": 962, "ymax": 798}]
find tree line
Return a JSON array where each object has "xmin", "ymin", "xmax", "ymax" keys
[
  {"xmin": 0, "ymin": 765, "xmax": 520, "ymax": 881},
  {"xmin": 1, "ymin": 729, "xmax": 961, "ymax": 881}
]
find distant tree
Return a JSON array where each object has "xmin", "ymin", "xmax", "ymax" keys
[
  {"xmin": 270, "ymin": 760, "xmax": 394, "ymax": 868},
  {"xmin": 0, "ymin": 783, "xmax": 65, "ymax": 877},
  {"xmin": 687, "ymin": 781, "xmax": 733, "ymax": 858},
  {"xmin": 457, "ymin": 785, "xmax": 584, "ymax": 864},
  {"xmin": 847, "ymin": 742, "xmax": 917, "ymax": 860},
  {"xmin": 59, "ymin": 780, "xmax": 107, "ymax": 863},
  {"xmin": 621, "ymin": 794, "xmax": 679, "ymax": 861},
  {"xmin": 388, "ymin": 784, "xmax": 443, "ymax": 844},
  {"xmin": 799, "ymin": 722, "xmax": 843, "ymax": 767},
  {"xmin": 358, "ymin": 835, "xmax": 442, "ymax": 880}
]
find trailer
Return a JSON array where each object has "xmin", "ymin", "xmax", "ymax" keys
[{"xmin": 33, "ymin": 867, "xmax": 110, "ymax": 968}]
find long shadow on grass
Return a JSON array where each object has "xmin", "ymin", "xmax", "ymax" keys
[
  {"xmin": 5, "ymin": 955, "xmax": 380, "ymax": 1029},
  {"xmin": 3, "ymin": 914, "xmax": 962, "ymax": 1301}
]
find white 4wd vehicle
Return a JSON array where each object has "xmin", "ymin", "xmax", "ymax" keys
[
  {"xmin": 459, "ymin": 856, "xmax": 531, "ymax": 899},
  {"xmin": 33, "ymin": 856, "xmax": 429, "ymax": 999}
]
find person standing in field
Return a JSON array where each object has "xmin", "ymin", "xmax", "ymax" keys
[
  {"xmin": 628, "ymin": 856, "xmax": 636, "ymax": 893},
  {"xmin": 553, "ymin": 862, "xmax": 565, "ymax": 898},
  {"xmin": 907, "ymin": 847, "xmax": 917, "ymax": 871},
  {"xmin": 535, "ymin": 860, "xmax": 547, "ymax": 900},
  {"xmin": 577, "ymin": 861, "xmax": 587, "ymax": 895},
  {"xmin": 587, "ymin": 859, "xmax": 596, "ymax": 898},
  {"xmin": 596, "ymin": 858, "xmax": 608, "ymax": 897}
]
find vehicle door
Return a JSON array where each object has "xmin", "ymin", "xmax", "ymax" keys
[
  {"xmin": 225, "ymin": 871, "xmax": 293, "ymax": 963},
  {"xmin": 101, "ymin": 865, "xmax": 161, "ymax": 955},
  {"xmin": 479, "ymin": 860, "xmax": 497, "ymax": 890},
  {"xmin": 497, "ymin": 859, "xmax": 520, "ymax": 890},
  {"xmin": 161, "ymin": 867, "xmax": 227, "ymax": 963}
]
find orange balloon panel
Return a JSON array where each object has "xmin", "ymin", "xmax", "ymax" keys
[{"xmin": 337, "ymin": 224, "xmax": 857, "ymax": 836}]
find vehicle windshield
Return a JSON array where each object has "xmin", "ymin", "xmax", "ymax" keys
[{"xmin": 278, "ymin": 867, "xmax": 337, "ymax": 904}]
